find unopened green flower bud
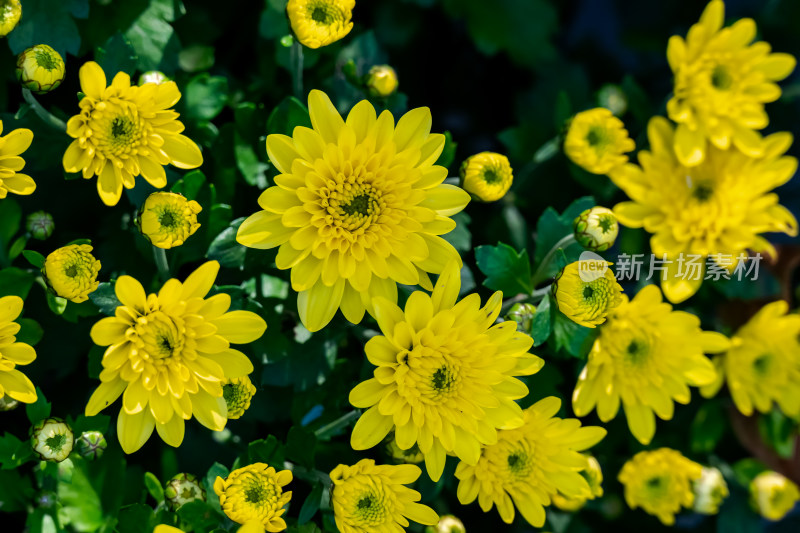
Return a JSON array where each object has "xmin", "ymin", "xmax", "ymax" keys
[
  {"xmin": 750, "ymin": 471, "xmax": 800, "ymax": 521},
  {"xmin": 0, "ymin": 394, "xmax": 19, "ymax": 411},
  {"xmin": 26, "ymin": 211, "xmax": 55, "ymax": 240},
  {"xmin": 597, "ymin": 84, "xmax": 628, "ymax": 116},
  {"xmin": 164, "ymin": 473, "xmax": 206, "ymax": 511},
  {"xmin": 573, "ymin": 206, "xmax": 618, "ymax": 252},
  {"xmin": 365, "ymin": 65, "xmax": 399, "ymax": 98},
  {"xmin": 76, "ymin": 430, "xmax": 107, "ymax": 460},
  {"xmin": 425, "ymin": 515, "xmax": 465, "ymax": 533},
  {"xmin": 0, "ymin": 0, "xmax": 21, "ymax": 37},
  {"xmin": 505, "ymin": 302, "xmax": 536, "ymax": 332},
  {"xmin": 30, "ymin": 417, "xmax": 73, "ymax": 462},
  {"xmin": 692, "ymin": 467, "xmax": 728, "ymax": 515},
  {"xmin": 138, "ymin": 71, "xmax": 169, "ymax": 86},
  {"xmin": 16, "ymin": 45, "xmax": 65, "ymax": 94}
]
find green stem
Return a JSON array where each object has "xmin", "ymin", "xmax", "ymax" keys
[
  {"xmin": 531, "ymin": 234, "xmax": 576, "ymax": 286},
  {"xmin": 314, "ymin": 410, "xmax": 360, "ymax": 440},
  {"xmin": 152, "ymin": 246, "xmax": 170, "ymax": 281},
  {"xmin": 290, "ymin": 41, "xmax": 304, "ymax": 98},
  {"xmin": 22, "ymin": 89, "xmax": 67, "ymax": 132}
]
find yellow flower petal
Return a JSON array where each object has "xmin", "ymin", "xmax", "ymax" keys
[{"xmin": 117, "ymin": 408, "xmax": 156, "ymax": 454}]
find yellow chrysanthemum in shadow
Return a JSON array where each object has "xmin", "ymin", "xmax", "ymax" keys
[
  {"xmin": 348, "ymin": 261, "xmax": 544, "ymax": 482},
  {"xmin": 554, "ymin": 259, "xmax": 623, "ymax": 328},
  {"xmin": 0, "ymin": 296, "xmax": 37, "ymax": 404},
  {"xmin": 0, "ymin": 120, "xmax": 35, "ymax": 198},
  {"xmin": 386, "ymin": 436, "xmax": 424, "ymax": 465},
  {"xmin": 455, "ymin": 397, "xmax": 606, "ymax": 528},
  {"xmin": 63, "ymin": 61, "xmax": 203, "ymax": 206},
  {"xmin": 330, "ymin": 459, "xmax": 439, "ymax": 532},
  {"xmin": 42, "ymin": 244, "xmax": 101, "ymax": 303},
  {"xmin": 237, "ymin": 90, "xmax": 469, "ymax": 332},
  {"xmin": 701, "ymin": 300, "xmax": 800, "ymax": 418},
  {"xmin": 750, "ymin": 471, "xmax": 800, "ymax": 521},
  {"xmin": 460, "ymin": 152, "xmax": 513, "ymax": 202},
  {"xmin": 612, "ymin": 117, "xmax": 797, "ymax": 303},
  {"xmin": 214, "ymin": 463, "xmax": 292, "ymax": 532},
  {"xmin": 552, "ymin": 455, "xmax": 604, "ymax": 512},
  {"xmin": 564, "ymin": 108, "xmax": 634, "ymax": 175},
  {"xmin": 573, "ymin": 284, "xmax": 729, "ymax": 445},
  {"xmin": 287, "ymin": 0, "xmax": 354, "ymax": 49},
  {"xmin": 667, "ymin": 0, "xmax": 796, "ymax": 166},
  {"xmin": 222, "ymin": 375, "xmax": 257, "ymax": 420},
  {"xmin": 85, "ymin": 261, "xmax": 267, "ymax": 453},
  {"xmin": 618, "ymin": 448, "xmax": 703, "ymax": 525},
  {"xmin": 138, "ymin": 192, "xmax": 202, "ymax": 249}
]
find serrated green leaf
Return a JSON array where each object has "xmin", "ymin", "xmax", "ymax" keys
[
  {"xmin": 475, "ymin": 242, "xmax": 533, "ymax": 296},
  {"xmin": 8, "ymin": 0, "xmax": 88, "ymax": 56},
  {"xmin": 551, "ymin": 311, "xmax": 596, "ymax": 358},
  {"xmin": 89, "ymin": 282, "xmax": 121, "ymax": 316}
]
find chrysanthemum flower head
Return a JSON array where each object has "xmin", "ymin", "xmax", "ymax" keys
[
  {"xmin": 138, "ymin": 192, "xmax": 202, "ymax": 249},
  {"xmin": 42, "ymin": 244, "xmax": 101, "ymax": 303},
  {"xmin": 366, "ymin": 65, "xmax": 399, "ymax": 98},
  {"xmin": 564, "ymin": 108, "xmax": 635, "ymax": 175},
  {"xmin": 16, "ymin": 44, "xmax": 65, "ymax": 94},
  {"xmin": 692, "ymin": 466, "xmax": 728, "ymax": 515},
  {"xmin": 222, "ymin": 375, "xmax": 257, "ymax": 420},
  {"xmin": 455, "ymin": 397, "xmax": 606, "ymax": 527},
  {"xmin": 30, "ymin": 417, "xmax": 73, "ymax": 462},
  {"xmin": 0, "ymin": 0, "xmax": 21, "ymax": 37},
  {"xmin": 214, "ymin": 463, "xmax": 292, "ymax": 532},
  {"xmin": 0, "ymin": 120, "xmax": 35, "ymax": 198},
  {"xmin": 553, "ymin": 259, "xmax": 623, "ymax": 328},
  {"xmin": 460, "ymin": 152, "xmax": 513, "ymax": 202},
  {"xmin": 63, "ymin": 61, "xmax": 203, "ymax": 206},
  {"xmin": 619, "ymin": 448, "xmax": 703, "ymax": 525},
  {"xmin": 330, "ymin": 459, "xmax": 439, "ymax": 532},
  {"xmin": 573, "ymin": 284, "xmax": 729, "ymax": 444},
  {"xmin": 348, "ymin": 261, "xmax": 544, "ymax": 481},
  {"xmin": 667, "ymin": 0, "xmax": 796, "ymax": 166},
  {"xmin": 0, "ymin": 296, "xmax": 37, "ymax": 404},
  {"xmin": 287, "ymin": 0, "xmax": 354, "ymax": 49},
  {"xmin": 612, "ymin": 117, "xmax": 798, "ymax": 303},
  {"xmin": 750, "ymin": 471, "xmax": 800, "ymax": 521},
  {"xmin": 701, "ymin": 300, "xmax": 800, "ymax": 417},
  {"xmin": 573, "ymin": 206, "xmax": 618, "ymax": 252},
  {"xmin": 236, "ymin": 90, "xmax": 469, "ymax": 332},
  {"xmin": 552, "ymin": 455, "xmax": 604, "ymax": 512},
  {"xmin": 85, "ymin": 261, "xmax": 267, "ymax": 453}
]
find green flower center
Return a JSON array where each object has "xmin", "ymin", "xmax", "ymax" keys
[
  {"xmin": 35, "ymin": 50, "xmax": 58, "ymax": 71},
  {"xmin": 341, "ymin": 194, "xmax": 372, "ymax": 216},
  {"xmin": 507, "ymin": 450, "xmax": 530, "ymax": 477},
  {"xmin": 645, "ymin": 475, "xmax": 667, "ymax": 496},
  {"xmin": 752, "ymin": 354, "xmax": 772, "ymax": 375},
  {"xmin": 692, "ymin": 182, "xmax": 714, "ymax": 202},
  {"xmin": 597, "ymin": 214, "xmax": 615, "ymax": 233},
  {"xmin": 586, "ymin": 126, "xmax": 609, "ymax": 149},
  {"xmin": 483, "ymin": 168, "xmax": 500, "ymax": 184},
  {"xmin": 158, "ymin": 208, "xmax": 179, "ymax": 229},
  {"xmin": 45, "ymin": 433, "xmax": 66, "ymax": 452},
  {"xmin": 64, "ymin": 263, "xmax": 79, "ymax": 278},
  {"xmin": 111, "ymin": 117, "xmax": 134, "ymax": 139},
  {"xmin": 431, "ymin": 366, "xmax": 455, "ymax": 393},
  {"xmin": 583, "ymin": 286, "xmax": 594, "ymax": 300},
  {"xmin": 310, "ymin": 5, "xmax": 332, "ymax": 24},
  {"xmin": 624, "ymin": 338, "xmax": 649, "ymax": 365},
  {"xmin": 180, "ymin": 486, "xmax": 198, "ymax": 499},
  {"xmin": 711, "ymin": 64, "xmax": 733, "ymax": 90}
]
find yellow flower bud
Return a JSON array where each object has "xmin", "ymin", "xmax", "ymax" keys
[
  {"xmin": 222, "ymin": 376, "xmax": 256, "ymax": 420},
  {"xmin": 365, "ymin": 65, "xmax": 398, "ymax": 98},
  {"xmin": 425, "ymin": 515, "xmax": 465, "ymax": 533},
  {"xmin": 30, "ymin": 417, "xmax": 73, "ymax": 462},
  {"xmin": 564, "ymin": 108, "xmax": 634, "ymax": 175},
  {"xmin": 750, "ymin": 471, "xmax": 800, "ymax": 521},
  {"xmin": 460, "ymin": 151, "xmax": 513, "ymax": 202},
  {"xmin": 137, "ymin": 192, "xmax": 202, "ymax": 249},
  {"xmin": 573, "ymin": 206, "xmax": 618, "ymax": 252},
  {"xmin": 554, "ymin": 259, "xmax": 622, "ymax": 328},
  {"xmin": 692, "ymin": 467, "xmax": 728, "ymax": 515},
  {"xmin": 42, "ymin": 244, "xmax": 101, "ymax": 303},
  {"xmin": 287, "ymin": 0, "xmax": 354, "ymax": 49},
  {"xmin": 16, "ymin": 44, "xmax": 65, "ymax": 94},
  {"xmin": 0, "ymin": 0, "xmax": 21, "ymax": 37}
]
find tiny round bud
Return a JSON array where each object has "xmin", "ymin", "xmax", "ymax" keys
[
  {"xmin": 75, "ymin": 430, "xmax": 107, "ymax": 460},
  {"xmin": 692, "ymin": 467, "xmax": 728, "ymax": 515},
  {"xmin": 0, "ymin": 0, "xmax": 21, "ymax": 37},
  {"xmin": 365, "ymin": 65, "xmax": 399, "ymax": 98},
  {"xmin": 164, "ymin": 473, "xmax": 206, "ymax": 511},
  {"xmin": 425, "ymin": 515, "xmax": 465, "ymax": 533},
  {"xmin": 138, "ymin": 71, "xmax": 169, "ymax": 86},
  {"xmin": 16, "ymin": 45, "xmax": 65, "ymax": 94},
  {"xmin": 573, "ymin": 206, "xmax": 618, "ymax": 252},
  {"xmin": 30, "ymin": 417, "xmax": 73, "ymax": 462},
  {"xmin": 0, "ymin": 394, "xmax": 19, "ymax": 411},
  {"xmin": 26, "ymin": 211, "xmax": 55, "ymax": 240},
  {"xmin": 750, "ymin": 471, "xmax": 800, "ymax": 521},
  {"xmin": 505, "ymin": 302, "xmax": 537, "ymax": 333},
  {"xmin": 460, "ymin": 152, "xmax": 514, "ymax": 202},
  {"xmin": 597, "ymin": 84, "xmax": 628, "ymax": 116}
]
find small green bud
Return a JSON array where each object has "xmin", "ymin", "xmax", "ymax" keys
[
  {"xmin": 365, "ymin": 65, "xmax": 399, "ymax": 98},
  {"xmin": 16, "ymin": 44, "xmax": 65, "ymax": 94},
  {"xmin": 26, "ymin": 211, "xmax": 55, "ymax": 240},
  {"xmin": 597, "ymin": 84, "xmax": 628, "ymax": 116},
  {"xmin": 30, "ymin": 417, "xmax": 73, "ymax": 462},
  {"xmin": 36, "ymin": 490, "xmax": 57, "ymax": 509},
  {"xmin": 164, "ymin": 473, "xmax": 206, "ymax": 511},
  {"xmin": 505, "ymin": 302, "xmax": 537, "ymax": 333},
  {"xmin": 75, "ymin": 430, "xmax": 107, "ymax": 460},
  {"xmin": 573, "ymin": 206, "xmax": 618, "ymax": 252}
]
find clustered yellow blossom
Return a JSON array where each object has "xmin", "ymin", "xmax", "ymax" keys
[
  {"xmin": 138, "ymin": 192, "xmax": 202, "ymax": 249},
  {"xmin": 554, "ymin": 259, "xmax": 623, "ymax": 328},
  {"xmin": 460, "ymin": 152, "xmax": 514, "ymax": 202},
  {"xmin": 16, "ymin": 44, "xmax": 65, "ymax": 94},
  {"xmin": 750, "ymin": 471, "xmax": 800, "ymax": 521},
  {"xmin": 214, "ymin": 463, "xmax": 293, "ymax": 532},
  {"xmin": 287, "ymin": 0, "xmax": 354, "ymax": 49},
  {"xmin": 0, "ymin": 296, "xmax": 37, "ymax": 404},
  {"xmin": 0, "ymin": 120, "xmax": 35, "ymax": 198},
  {"xmin": 564, "ymin": 108, "xmax": 634, "ymax": 175},
  {"xmin": 222, "ymin": 375, "xmax": 257, "ymax": 420},
  {"xmin": 42, "ymin": 244, "xmax": 101, "ymax": 303}
]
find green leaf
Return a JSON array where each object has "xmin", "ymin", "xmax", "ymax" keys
[
  {"xmin": 57, "ymin": 458, "xmax": 105, "ymax": 532},
  {"xmin": 259, "ymin": 1, "xmax": 290, "ymax": 39},
  {"xmin": 475, "ymin": 242, "xmax": 533, "ymax": 296},
  {"xmin": 26, "ymin": 387, "xmax": 51, "ymax": 424},
  {"xmin": 22, "ymin": 250, "xmax": 46, "ymax": 269},
  {"xmin": 0, "ymin": 432, "xmax": 34, "ymax": 469},
  {"xmin": 178, "ymin": 44, "xmax": 215, "ymax": 72},
  {"xmin": 732, "ymin": 458, "xmax": 767, "ymax": 487},
  {"xmin": 184, "ymin": 74, "xmax": 229, "ymax": 121},
  {"xmin": 144, "ymin": 472, "xmax": 164, "ymax": 502},
  {"xmin": 758, "ymin": 408, "xmax": 797, "ymax": 459},
  {"xmin": 298, "ymin": 483, "xmax": 324, "ymax": 525},
  {"xmin": 435, "ymin": 131, "xmax": 458, "ymax": 170},
  {"xmin": 207, "ymin": 218, "xmax": 247, "ymax": 269},
  {"xmin": 16, "ymin": 318, "xmax": 43, "ymax": 346},
  {"xmin": 8, "ymin": 0, "xmax": 89, "ymax": 56},
  {"xmin": 690, "ymin": 400, "xmax": 726, "ymax": 453},
  {"xmin": 533, "ymin": 196, "xmax": 595, "ymax": 281},
  {"xmin": 267, "ymin": 96, "xmax": 312, "ymax": 136},
  {"xmin": 115, "ymin": 503, "xmax": 155, "ymax": 533},
  {"xmin": 0, "ymin": 198, "xmax": 21, "ymax": 245},
  {"xmin": 204, "ymin": 462, "xmax": 229, "ymax": 511},
  {"xmin": 248, "ymin": 436, "xmax": 285, "ymax": 466},
  {"xmin": 286, "ymin": 426, "xmax": 317, "ymax": 469},
  {"xmin": 177, "ymin": 501, "xmax": 222, "ymax": 531},
  {"xmin": 124, "ymin": 0, "xmax": 182, "ymax": 71},
  {"xmin": 9, "ymin": 236, "xmax": 26, "ymax": 260},
  {"xmin": 66, "ymin": 238, "xmax": 92, "ymax": 246},
  {"xmin": 96, "ymin": 33, "xmax": 139, "ymax": 76},
  {"xmin": 171, "ymin": 170, "xmax": 206, "ymax": 201},
  {"xmin": 442, "ymin": 212, "xmax": 471, "ymax": 253},
  {"xmin": 46, "ymin": 292, "xmax": 67, "ymax": 315},
  {"xmin": 0, "ymin": 267, "xmax": 35, "ymax": 299},
  {"xmin": 235, "ymin": 131, "xmax": 269, "ymax": 187},
  {"xmin": 89, "ymin": 282, "xmax": 121, "ymax": 316},
  {"xmin": 529, "ymin": 293, "xmax": 552, "ymax": 347},
  {"xmin": 0, "ymin": 469, "xmax": 33, "ymax": 511},
  {"xmin": 552, "ymin": 311, "xmax": 596, "ymax": 358}
]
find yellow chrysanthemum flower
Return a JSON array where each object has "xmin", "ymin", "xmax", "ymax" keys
[
  {"xmin": 553, "ymin": 259, "xmax": 623, "ymax": 328},
  {"xmin": 0, "ymin": 296, "xmax": 37, "ymax": 404},
  {"xmin": 459, "ymin": 152, "xmax": 513, "ymax": 202},
  {"xmin": 455, "ymin": 397, "xmax": 606, "ymax": 528},
  {"xmin": 667, "ymin": 0, "xmax": 796, "ymax": 166},
  {"xmin": 0, "ymin": 120, "xmax": 35, "ymax": 198},
  {"xmin": 619, "ymin": 448, "xmax": 703, "ymax": 525},
  {"xmin": 222, "ymin": 375, "xmax": 257, "ymax": 420},
  {"xmin": 214, "ymin": 463, "xmax": 292, "ymax": 532},
  {"xmin": 564, "ymin": 108, "xmax": 635, "ymax": 175},
  {"xmin": 0, "ymin": 0, "xmax": 21, "ymax": 37},
  {"xmin": 330, "ymin": 459, "xmax": 439, "ymax": 532},
  {"xmin": 692, "ymin": 466, "xmax": 728, "ymax": 515},
  {"xmin": 85, "ymin": 261, "xmax": 267, "ymax": 453},
  {"xmin": 366, "ymin": 65, "xmax": 399, "ymax": 98},
  {"xmin": 16, "ymin": 44, "xmax": 65, "ymax": 94},
  {"xmin": 611, "ymin": 117, "xmax": 797, "ymax": 303},
  {"xmin": 42, "ymin": 244, "xmax": 101, "ymax": 303},
  {"xmin": 138, "ymin": 192, "xmax": 202, "ymax": 249},
  {"xmin": 287, "ymin": 0, "xmax": 354, "ymax": 49},
  {"xmin": 701, "ymin": 300, "xmax": 800, "ymax": 417},
  {"xmin": 552, "ymin": 455, "xmax": 604, "ymax": 512},
  {"xmin": 750, "ymin": 471, "xmax": 800, "ymax": 521},
  {"xmin": 573, "ymin": 284, "xmax": 729, "ymax": 445},
  {"xmin": 236, "ymin": 90, "xmax": 469, "ymax": 332},
  {"xmin": 63, "ymin": 61, "xmax": 203, "ymax": 206},
  {"xmin": 348, "ymin": 261, "xmax": 544, "ymax": 482}
]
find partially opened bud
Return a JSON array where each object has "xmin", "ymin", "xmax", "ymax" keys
[
  {"xmin": 221, "ymin": 376, "xmax": 256, "ymax": 420},
  {"xmin": 16, "ymin": 45, "xmax": 65, "ymax": 94},
  {"xmin": 573, "ymin": 207, "xmax": 618, "ymax": 252},
  {"xmin": 165, "ymin": 473, "xmax": 206, "ymax": 511},
  {"xmin": 137, "ymin": 192, "xmax": 202, "ymax": 249},
  {"xmin": 692, "ymin": 467, "xmax": 728, "ymax": 515},
  {"xmin": 750, "ymin": 471, "xmax": 800, "ymax": 521},
  {"xmin": 76, "ymin": 430, "xmax": 107, "ymax": 460},
  {"xmin": 425, "ymin": 515, "xmax": 465, "ymax": 533},
  {"xmin": 505, "ymin": 302, "xmax": 536, "ymax": 333},
  {"xmin": 365, "ymin": 65, "xmax": 398, "ymax": 98},
  {"xmin": 31, "ymin": 417, "xmax": 73, "ymax": 462},
  {"xmin": 42, "ymin": 244, "xmax": 101, "ymax": 303}
]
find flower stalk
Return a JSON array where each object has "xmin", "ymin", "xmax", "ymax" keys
[{"xmin": 22, "ymin": 88, "xmax": 66, "ymax": 131}]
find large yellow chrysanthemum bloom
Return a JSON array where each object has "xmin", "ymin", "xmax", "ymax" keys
[
  {"xmin": 348, "ymin": 261, "xmax": 544, "ymax": 482},
  {"xmin": 611, "ymin": 117, "xmax": 797, "ymax": 303},
  {"xmin": 667, "ymin": 0, "xmax": 796, "ymax": 166},
  {"xmin": 330, "ymin": 459, "xmax": 439, "ymax": 532},
  {"xmin": 0, "ymin": 296, "xmax": 37, "ymax": 404},
  {"xmin": 455, "ymin": 397, "xmax": 606, "ymax": 528},
  {"xmin": 138, "ymin": 192, "xmax": 202, "ymax": 249},
  {"xmin": 0, "ymin": 120, "xmax": 35, "ymax": 198},
  {"xmin": 554, "ymin": 259, "xmax": 623, "ymax": 328},
  {"xmin": 287, "ymin": 0, "xmax": 354, "ymax": 49},
  {"xmin": 459, "ymin": 152, "xmax": 513, "ymax": 202},
  {"xmin": 573, "ymin": 284, "xmax": 729, "ymax": 445},
  {"xmin": 42, "ymin": 244, "xmax": 101, "ymax": 303},
  {"xmin": 750, "ymin": 471, "xmax": 800, "ymax": 521},
  {"xmin": 237, "ymin": 90, "xmax": 469, "ymax": 332},
  {"xmin": 701, "ymin": 300, "xmax": 800, "ymax": 417},
  {"xmin": 214, "ymin": 463, "xmax": 292, "ymax": 532},
  {"xmin": 564, "ymin": 108, "xmax": 635, "ymax": 175},
  {"xmin": 63, "ymin": 61, "xmax": 203, "ymax": 206},
  {"xmin": 85, "ymin": 261, "xmax": 267, "ymax": 453},
  {"xmin": 618, "ymin": 448, "xmax": 703, "ymax": 525}
]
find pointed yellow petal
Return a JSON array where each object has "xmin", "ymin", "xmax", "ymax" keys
[
  {"xmin": 117, "ymin": 408, "xmax": 156, "ymax": 454},
  {"xmin": 181, "ymin": 261, "xmax": 219, "ymax": 300},
  {"xmin": 350, "ymin": 406, "xmax": 394, "ymax": 450},
  {"xmin": 79, "ymin": 61, "xmax": 107, "ymax": 99}
]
